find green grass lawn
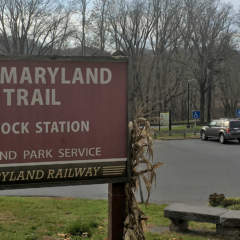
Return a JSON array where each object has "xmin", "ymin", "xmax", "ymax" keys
[
  {"xmin": 0, "ymin": 196, "xmax": 107, "ymax": 240},
  {"xmin": 0, "ymin": 196, "xmax": 223, "ymax": 240},
  {"xmin": 154, "ymin": 125, "xmax": 201, "ymax": 139}
]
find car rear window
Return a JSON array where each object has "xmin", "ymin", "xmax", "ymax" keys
[
  {"xmin": 223, "ymin": 121, "xmax": 229, "ymax": 127},
  {"xmin": 230, "ymin": 121, "xmax": 240, "ymax": 128}
]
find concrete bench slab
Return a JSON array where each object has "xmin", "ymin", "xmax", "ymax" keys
[
  {"xmin": 164, "ymin": 203, "xmax": 228, "ymax": 223},
  {"xmin": 164, "ymin": 203, "xmax": 240, "ymax": 240},
  {"xmin": 220, "ymin": 210, "xmax": 240, "ymax": 227},
  {"xmin": 218, "ymin": 211, "xmax": 240, "ymax": 239}
]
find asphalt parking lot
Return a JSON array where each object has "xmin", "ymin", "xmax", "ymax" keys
[{"xmin": 150, "ymin": 138, "xmax": 240, "ymax": 204}]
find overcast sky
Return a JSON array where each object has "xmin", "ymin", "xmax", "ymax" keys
[{"xmin": 222, "ymin": 0, "xmax": 240, "ymax": 9}]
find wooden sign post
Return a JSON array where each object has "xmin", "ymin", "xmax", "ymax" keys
[{"xmin": 108, "ymin": 183, "xmax": 126, "ymax": 240}]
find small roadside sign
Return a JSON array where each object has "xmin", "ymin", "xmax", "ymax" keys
[
  {"xmin": 192, "ymin": 110, "xmax": 200, "ymax": 119},
  {"xmin": 160, "ymin": 112, "xmax": 169, "ymax": 126},
  {"xmin": 236, "ymin": 109, "xmax": 240, "ymax": 117}
]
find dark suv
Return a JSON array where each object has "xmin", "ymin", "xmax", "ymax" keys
[{"xmin": 200, "ymin": 118, "xmax": 240, "ymax": 144}]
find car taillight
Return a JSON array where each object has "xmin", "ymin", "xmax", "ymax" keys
[{"xmin": 226, "ymin": 128, "xmax": 230, "ymax": 133}]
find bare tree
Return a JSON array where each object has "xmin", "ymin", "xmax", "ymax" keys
[
  {"xmin": 0, "ymin": 0, "xmax": 73, "ymax": 55},
  {"xmin": 148, "ymin": 0, "xmax": 184, "ymax": 116},
  {"xmin": 182, "ymin": 0, "xmax": 233, "ymax": 122},
  {"xmin": 75, "ymin": 0, "xmax": 89, "ymax": 56},
  {"xmin": 216, "ymin": 44, "xmax": 240, "ymax": 117},
  {"xmin": 108, "ymin": 0, "xmax": 155, "ymax": 118},
  {"xmin": 89, "ymin": 0, "xmax": 110, "ymax": 54},
  {"xmin": 213, "ymin": 7, "xmax": 240, "ymax": 118},
  {"xmin": 70, "ymin": 0, "xmax": 93, "ymax": 56}
]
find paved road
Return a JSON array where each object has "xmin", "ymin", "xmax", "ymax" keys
[
  {"xmin": 1, "ymin": 139, "xmax": 240, "ymax": 205},
  {"xmin": 150, "ymin": 139, "xmax": 240, "ymax": 204}
]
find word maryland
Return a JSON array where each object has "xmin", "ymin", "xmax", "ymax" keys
[{"xmin": 0, "ymin": 66, "xmax": 112, "ymax": 106}]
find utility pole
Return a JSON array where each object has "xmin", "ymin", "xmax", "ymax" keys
[{"xmin": 187, "ymin": 81, "xmax": 190, "ymax": 128}]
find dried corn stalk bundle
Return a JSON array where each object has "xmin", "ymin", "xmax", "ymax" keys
[{"xmin": 123, "ymin": 118, "xmax": 163, "ymax": 240}]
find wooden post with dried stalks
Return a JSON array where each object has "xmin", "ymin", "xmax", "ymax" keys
[{"xmin": 123, "ymin": 118, "xmax": 163, "ymax": 240}]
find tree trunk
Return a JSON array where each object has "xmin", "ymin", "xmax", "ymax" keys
[
  {"xmin": 200, "ymin": 86, "xmax": 205, "ymax": 123},
  {"xmin": 207, "ymin": 73, "xmax": 213, "ymax": 122}
]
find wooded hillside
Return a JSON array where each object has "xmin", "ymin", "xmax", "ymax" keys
[{"xmin": 0, "ymin": 0, "xmax": 239, "ymax": 122}]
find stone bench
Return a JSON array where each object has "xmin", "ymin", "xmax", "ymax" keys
[{"xmin": 164, "ymin": 203, "xmax": 240, "ymax": 240}]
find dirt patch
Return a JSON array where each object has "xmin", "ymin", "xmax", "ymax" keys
[
  {"xmin": 0, "ymin": 212, "xmax": 16, "ymax": 222},
  {"xmin": 148, "ymin": 225, "xmax": 169, "ymax": 234}
]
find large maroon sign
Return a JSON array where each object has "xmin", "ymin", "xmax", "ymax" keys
[{"xmin": 0, "ymin": 57, "xmax": 128, "ymax": 188}]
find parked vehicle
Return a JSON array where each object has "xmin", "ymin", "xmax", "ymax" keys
[{"xmin": 200, "ymin": 118, "xmax": 240, "ymax": 144}]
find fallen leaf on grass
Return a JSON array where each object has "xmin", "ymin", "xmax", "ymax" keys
[
  {"xmin": 57, "ymin": 233, "xmax": 66, "ymax": 237},
  {"xmin": 57, "ymin": 233, "xmax": 71, "ymax": 240}
]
